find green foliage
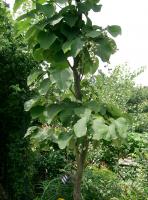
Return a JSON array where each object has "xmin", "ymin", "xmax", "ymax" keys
[
  {"xmin": 14, "ymin": 0, "xmax": 120, "ymax": 69},
  {"xmin": 107, "ymin": 25, "xmax": 122, "ymax": 37},
  {"xmin": 34, "ymin": 148, "xmax": 72, "ymax": 180},
  {"xmin": 89, "ymin": 66, "xmax": 136, "ymax": 111},
  {"xmin": 37, "ymin": 167, "xmax": 122, "ymax": 200},
  {"xmin": 0, "ymin": 1, "xmax": 12, "ymax": 49},
  {"xmin": 0, "ymin": 2, "xmax": 39, "ymax": 199},
  {"xmin": 38, "ymin": 178, "xmax": 73, "ymax": 200},
  {"xmin": 7, "ymin": 137, "xmax": 36, "ymax": 199},
  {"xmin": 92, "ymin": 117, "xmax": 128, "ymax": 141},
  {"xmin": 127, "ymin": 86, "xmax": 148, "ymax": 133},
  {"xmin": 51, "ymin": 68, "xmax": 73, "ymax": 90},
  {"xmin": 82, "ymin": 167, "xmax": 122, "ymax": 200}
]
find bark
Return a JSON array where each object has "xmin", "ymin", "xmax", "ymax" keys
[
  {"xmin": 73, "ymin": 143, "xmax": 88, "ymax": 200},
  {"xmin": 73, "ymin": 57, "xmax": 82, "ymax": 101}
]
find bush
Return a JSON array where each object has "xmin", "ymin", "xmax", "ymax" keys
[{"xmin": 82, "ymin": 167, "xmax": 122, "ymax": 200}]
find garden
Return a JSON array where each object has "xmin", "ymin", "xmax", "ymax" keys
[{"xmin": 0, "ymin": 0, "xmax": 148, "ymax": 199}]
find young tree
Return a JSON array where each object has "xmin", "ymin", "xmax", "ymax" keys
[{"xmin": 14, "ymin": 0, "xmax": 128, "ymax": 199}]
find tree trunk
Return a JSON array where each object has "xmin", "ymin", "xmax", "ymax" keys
[
  {"xmin": 73, "ymin": 139, "xmax": 89, "ymax": 200},
  {"xmin": 73, "ymin": 151, "xmax": 85, "ymax": 200},
  {"xmin": 73, "ymin": 57, "xmax": 82, "ymax": 101}
]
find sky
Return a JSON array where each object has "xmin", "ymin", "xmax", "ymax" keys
[{"xmin": 6, "ymin": 0, "xmax": 148, "ymax": 85}]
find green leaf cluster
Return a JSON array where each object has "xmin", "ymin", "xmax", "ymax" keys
[
  {"xmin": 14, "ymin": 0, "xmax": 121, "ymax": 78},
  {"xmin": 24, "ymin": 94, "xmax": 128, "ymax": 150}
]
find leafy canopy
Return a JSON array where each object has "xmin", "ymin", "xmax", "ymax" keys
[{"xmin": 13, "ymin": 0, "xmax": 128, "ymax": 152}]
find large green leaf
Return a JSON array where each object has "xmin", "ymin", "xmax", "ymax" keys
[
  {"xmin": 74, "ymin": 117, "xmax": 88, "ymax": 138},
  {"xmin": 52, "ymin": 51, "xmax": 69, "ymax": 69},
  {"xmin": 77, "ymin": 2, "xmax": 92, "ymax": 13},
  {"xmin": 30, "ymin": 106, "xmax": 44, "ymax": 119},
  {"xmin": 96, "ymin": 37, "xmax": 117, "ymax": 62},
  {"xmin": 64, "ymin": 11, "xmax": 78, "ymax": 27},
  {"xmin": 43, "ymin": 104, "xmax": 63, "ymax": 124},
  {"xmin": 62, "ymin": 40, "xmax": 73, "ymax": 53},
  {"xmin": 92, "ymin": 4, "xmax": 102, "ymax": 12},
  {"xmin": 17, "ymin": 9, "xmax": 37, "ymax": 21},
  {"xmin": 15, "ymin": 19, "xmax": 31, "ymax": 35},
  {"xmin": 107, "ymin": 25, "xmax": 122, "ymax": 37},
  {"xmin": 59, "ymin": 108, "xmax": 74, "ymax": 124},
  {"xmin": 86, "ymin": 102, "xmax": 106, "ymax": 116},
  {"xmin": 30, "ymin": 127, "xmax": 53, "ymax": 143},
  {"xmin": 25, "ymin": 126, "xmax": 38, "ymax": 138},
  {"xmin": 38, "ymin": 78, "xmax": 50, "ymax": 95},
  {"xmin": 25, "ymin": 25, "xmax": 38, "ymax": 40},
  {"xmin": 59, "ymin": 101, "xmax": 78, "ymax": 124},
  {"xmin": 92, "ymin": 117, "xmax": 108, "ymax": 140},
  {"xmin": 27, "ymin": 70, "xmax": 42, "ymax": 86},
  {"xmin": 71, "ymin": 38, "xmax": 84, "ymax": 57},
  {"xmin": 84, "ymin": 101, "xmax": 101, "ymax": 113},
  {"xmin": 74, "ymin": 107, "xmax": 91, "ymax": 121},
  {"xmin": 92, "ymin": 117, "xmax": 128, "ymax": 141},
  {"xmin": 33, "ymin": 48, "xmax": 44, "ymax": 61},
  {"xmin": 105, "ymin": 123, "xmax": 117, "ymax": 141},
  {"xmin": 43, "ymin": 45, "xmax": 69, "ymax": 69},
  {"xmin": 57, "ymin": 132, "xmax": 73, "ymax": 149},
  {"xmin": 60, "ymin": 23, "xmax": 79, "ymax": 40},
  {"xmin": 86, "ymin": 30, "xmax": 101, "ymax": 38},
  {"xmin": 77, "ymin": 0, "xmax": 101, "ymax": 13},
  {"xmin": 37, "ymin": 31, "xmax": 57, "ymax": 49},
  {"xmin": 86, "ymin": 58, "xmax": 99, "ymax": 74},
  {"xmin": 114, "ymin": 117, "xmax": 128, "ymax": 138},
  {"xmin": 35, "ymin": 19, "xmax": 50, "ymax": 31},
  {"xmin": 24, "ymin": 98, "xmax": 39, "ymax": 111},
  {"xmin": 62, "ymin": 37, "xmax": 84, "ymax": 55},
  {"xmin": 50, "ymin": 68, "xmax": 73, "ymax": 90},
  {"xmin": 36, "ymin": 3, "xmax": 55, "ymax": 18},
  {"xmin": 82, "ymin": 50, "xmax": 99, "ymax": 74},
  {"xmin": 49, "ymin": 14, "xmax": 63, "ymax": 26},
  {"xmin": 13, "ymin": 0, "xmax": 28, "ymax": 12}
]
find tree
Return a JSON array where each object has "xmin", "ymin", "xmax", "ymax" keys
[{"xmin": 14, "ymin": 1, "xmax": 128, "ymax": 199}]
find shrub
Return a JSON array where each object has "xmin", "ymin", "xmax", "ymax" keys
[{"xmin": 82, "ymin": 167, "xmax": 122, "ymax": 200}]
